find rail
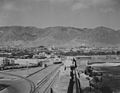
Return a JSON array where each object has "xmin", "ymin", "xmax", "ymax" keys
[
  {"xmin": 43, "ymin": 70, "xmax": 60, "ymax": 93},
  {"xmin": 26, "ymin": 67, "xmax": 46, "ymax": 78},
  {"xmin": 0, "ymin": 72, "xmax": 35, "ymax": 93},
  {"xmin": 32, "ymin": 64, "xmax": 62, "ymax": 93},
  {"xmin": 0, "ymin": 64, "xmax": 62, "ymax": 93}
]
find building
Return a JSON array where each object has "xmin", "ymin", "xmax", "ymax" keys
[{"xmin": 1, "ymin": 58, "xmax": 15, "ymax": 66}]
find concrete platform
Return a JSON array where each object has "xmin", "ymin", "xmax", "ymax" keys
[{"xmin": 52, "ymin": 66, "xmax": 71, "ymax": 93}]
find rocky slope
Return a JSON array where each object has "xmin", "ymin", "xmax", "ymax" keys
[{"xmin": 0, "ymin": 26, "xmax": 119, "ymax": 47}]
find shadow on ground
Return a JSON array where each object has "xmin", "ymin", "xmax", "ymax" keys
[{"xmin": 67, "ymin": 78, "xmax": 74, "ymax": 93}]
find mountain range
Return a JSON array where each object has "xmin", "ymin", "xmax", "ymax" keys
[{"xmin": 0, "ymin": 26, "xmax": 120, "ymax": 48}]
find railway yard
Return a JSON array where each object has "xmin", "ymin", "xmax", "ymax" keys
[
  {"xmin": 1, "ymin": 55, "xmax": 120, "ymax": 93},
  {"xmin": 0, "ymin": 64, "xmax": 63, "ymax": 93},
  {"xmin": 0, "ymin": 56, "xmax": 81, "ymax": 93}
]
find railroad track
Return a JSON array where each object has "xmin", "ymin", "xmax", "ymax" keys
[
  {"xmin": 43, "ymin": 70, "xmax": 60, "ymax": 93},
  {"xmin": 30, "ymin": 64, "xmax": 62, "ymax": 93},
  {"xmin": 26, "ymin": 67, "xmax": 46, "ymax": 78},
  {"xmin": 0, "ymin": 64, "xmax": 62, "ymax": 93},
  {"xmin": 0, "ymin": 72, "xmax": 35, "ymax": 93},
  {"xmin": 33, "ymin": 66, "xmax": 61, "ymax": 93},
  {"xmin": 0, "ymin": 65, "xmax": 50, "ymax": 93}
]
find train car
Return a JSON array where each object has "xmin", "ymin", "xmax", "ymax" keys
[{"xmin": 53, "ymin": 58, "xmax": 62, "ymax": 64}]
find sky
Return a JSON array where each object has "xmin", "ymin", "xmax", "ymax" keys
[{"xmin": 0, "ymin": 0, "xmax": 120, "ymax": 29}]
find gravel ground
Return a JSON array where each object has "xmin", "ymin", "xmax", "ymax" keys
[{"xmin": 0, "ymin": 67, "xmax": 44, "ymax": 77}]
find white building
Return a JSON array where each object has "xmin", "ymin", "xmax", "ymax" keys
[{"xmin": 0, "ymin": 57, "xmax": 4, "ymax": 66}]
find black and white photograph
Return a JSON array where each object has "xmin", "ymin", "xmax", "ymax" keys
[{"xmin": 0, "ymin": 0, "xmax": 120, "ymax": 93}]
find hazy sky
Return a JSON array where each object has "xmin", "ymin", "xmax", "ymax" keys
[{"xmin": 0, "ymin": 0, "xmax": 120, "ymax": 29}]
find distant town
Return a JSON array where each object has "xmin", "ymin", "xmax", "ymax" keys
[{"xmin": 0, "ymin": 45, "xmax": 120, "ymax": 71}]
